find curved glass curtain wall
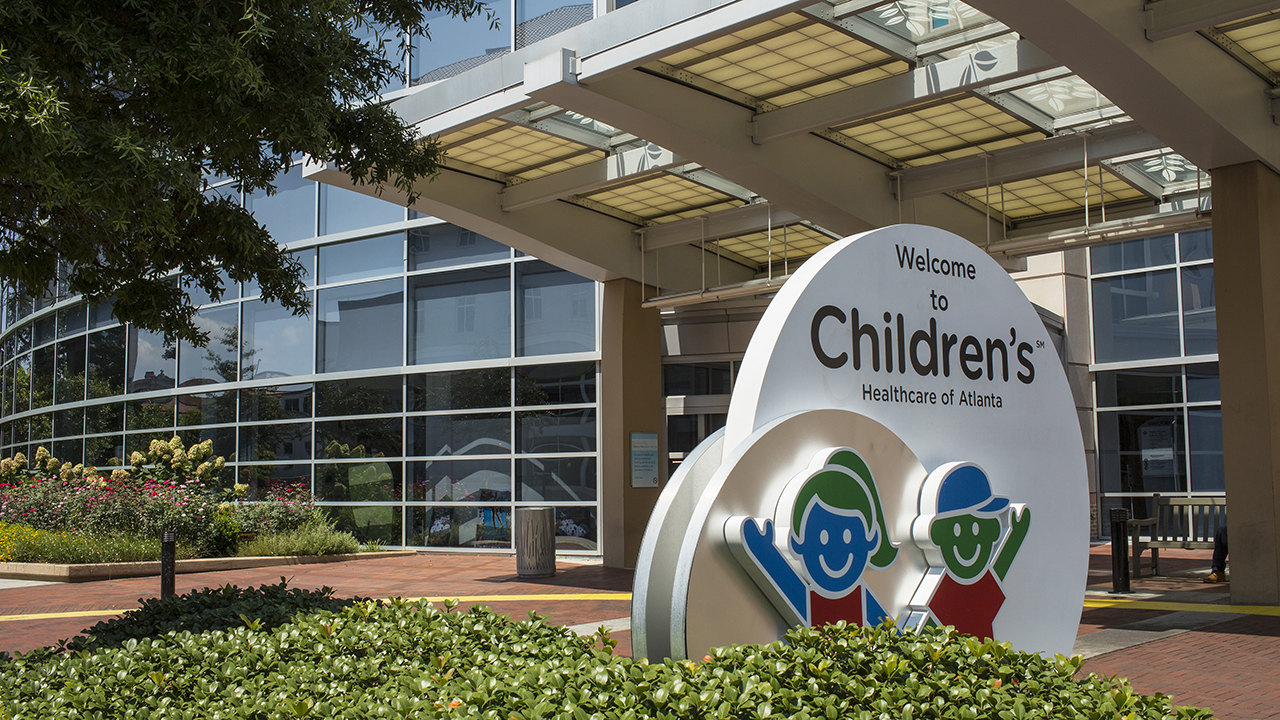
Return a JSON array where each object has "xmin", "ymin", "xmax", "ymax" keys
[
  {"xmin": 1090, "ymin": 228, "xmax": 1221, "ymax": 533},
  {"xmin": 0, "ymin": 165, "xmax": 603, "ymax": 554}
]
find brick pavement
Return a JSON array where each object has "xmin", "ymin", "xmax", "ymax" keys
[{"xmin": 1, "ymin": 545, "xmax": 1276, "ymax": 719}]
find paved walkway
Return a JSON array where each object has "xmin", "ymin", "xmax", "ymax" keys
[{"xmin": 0, "ymin": 545, "xmax": 1275, "ymax": 719}]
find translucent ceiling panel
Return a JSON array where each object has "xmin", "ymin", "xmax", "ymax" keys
[
  {"xmin": 411, "ymin": 2, "xmax": 511, "ymax": 85},
  {"xmin": 1008, "ymin": 75, "xmax": 1111, "ymax": 117},
  {"xmin": 859, "ymin": 0, "xmax": 992, "ymax": 43}
]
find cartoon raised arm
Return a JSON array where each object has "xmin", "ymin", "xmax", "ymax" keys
[
  {"xmin": 726, "ymin": 447, "xmax": 898, "ymax": 629},
  {"xmin": 993, "ymin": 505, "xmax": 1031, "ymax": 581}
]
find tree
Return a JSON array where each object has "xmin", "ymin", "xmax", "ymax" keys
[{"xmin": 0, "ymin": 0, "xmax": 492, "ymax": 344}]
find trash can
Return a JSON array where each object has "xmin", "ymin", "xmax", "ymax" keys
[{"xmin": 516, "ymin": 507, "xmax": 556, "ymax": 578}]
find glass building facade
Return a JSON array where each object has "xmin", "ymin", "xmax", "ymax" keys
[
  {"xmin": 0, "ymin": 162, "xmax": 603, "ymax": 554},
  {"xmin": 1090, "ymin": 228, "xmax": 1222, "ymax": 527}
]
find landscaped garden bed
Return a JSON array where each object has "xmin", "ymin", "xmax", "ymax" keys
[
  {"xmin": 0, "ymin": 438, "xmax": 370, "ymax": 566},
  {"xmin": 0, "ymin": 581, "xmax": 1213, "ymax": 719}
]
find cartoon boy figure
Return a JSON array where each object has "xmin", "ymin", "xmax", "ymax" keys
[
  {"xmin": 725, "ymin": 447, "xmax": 898, "ymax": 629},
  {"xmin": 905, "ymin": 462, "xmax": 1031, "ymax": 640}
]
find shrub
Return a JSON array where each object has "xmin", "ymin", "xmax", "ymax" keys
[
  {"xmin": 0, "ymin": 522, "xmax": 171, "ymax": 564},
  {"xmin": 237, "ymin": 514, "xmax": 360, "ymax": 557},
  {"xmin": 59, "ymin": 580, "xmax": 370, "ymax": 653},
  {"xmin": 0, "ymin": 596, "xmax": 1213, "ymax": 720}
]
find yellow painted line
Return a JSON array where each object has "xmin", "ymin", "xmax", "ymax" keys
[
  {"xmin": 402, "ymin": 593, "xmax": 632, "ymax": 603},
  {"xmin": 0, "ymin": 609, "xmax": 130, "ymax": 622},
  {"xmin": 0, "ymin": 593, "xmax": 632, "ymax": 624},
  {"xmin": 1084, "ymin": 597, "xmax": 1280, "ymax": 616}
]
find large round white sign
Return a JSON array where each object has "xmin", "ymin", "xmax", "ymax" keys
[{"xmin": 633, "ymin": 225, "xmax": 1088, "ymax": 661}]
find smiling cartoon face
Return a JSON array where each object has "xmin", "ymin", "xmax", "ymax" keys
[
  {"xmin": 790, "ymin": 499, "xmax": 879, "ymax": 594},
  {"xmin": 930, "ymin": 513, "xmax": 1001, "ymax": 580}
]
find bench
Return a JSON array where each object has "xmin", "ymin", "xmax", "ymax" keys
[{"xmin": 1126, "ymin": 493, "xmax": 1226, "ymax": 578}]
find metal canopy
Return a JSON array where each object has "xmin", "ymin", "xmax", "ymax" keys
[{"xmin": 307, "ymin": 0, "xmax": 1280, "ymax": 300}]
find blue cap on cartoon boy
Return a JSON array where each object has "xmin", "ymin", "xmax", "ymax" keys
[{"xmin": 936, "ymin": 465, "xmax": 1008, "ymax": 516}]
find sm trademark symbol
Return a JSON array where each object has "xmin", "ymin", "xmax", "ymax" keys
[{"xmin": 1036, "ymin": 340, "xmax": 1046, "ymax": 349}]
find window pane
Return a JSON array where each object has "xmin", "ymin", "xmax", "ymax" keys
[
  {"xmin": 240, "ymin": 422, "xmax": 312, "ymax": 462},
  {"xmin": 185, "ymin": 269, "xmax": 239, "ymax": 307},
  {"xmin": 407, "ymin": 413, "xmax": 509, "ymax": 457},
  {"xmin": 408, "ymin": 266, "xmax": 510, "ymax": 365},
  {"xmin": 177, "ymin": 426, "xmax": 237, "ymax": 466},
  {"xmin": 86, "ymin": 403, "xmax": 123, "ymax": 436},
  {"xmin": 55, "ymin": 336, "xmax": 86, "ymax": 404},
  {"xmin": 410, "ymin": 3, "xmax": 510, "ymax": 83},
  {"xmin": 517, "ymin": 456, "xmax": 596, "ymax": 502},
  {"xmin": 34, "ymin": 316, "xmax": 55, "ymax": 347},
  {"xmin": 241, "ymin": 296, "xmax": 314, "ymax": 379},
  {"xmin": 86, "ymin": 434, "xmax": 124, "ymax": 466},
  {"xmin": 54, "ymin": 407, "xmax": 84, "ymax": 437},
  {"xmin": 317, "ymin": 461, "xmax": 403, "ymax": 502},
  {"xmin": 317, "ymin": 279, "xmax": 403, "ymax": 373},
  {"xmin": 316, "ymin": 375, "xmax": 402, "ymax": 416},
  {"xmin": 128, "ymin": 399, "xmax": 175, "ymax": 431},
  {"xmin": 1186, "ymin": 363, "xmax": 1220, "ymax": 402},
  {"xmin": 240, "ymin": 385, "xmax": 313, "ymax": 422},
  {"xmin": 246, "ymin": 164, "xmax": 315, "ymax": 244},
  {"xmin": 89, "ymin": 300, "xmax": 116, "ymax": 330},
  {"xmin": 244, "ymin": 248, "xmax": 314, "ymax": 298},
  {"xmin": 53, "ymin": 438, "xmax": 83, "ymax": 465},
  {"xmin": 127, "ymin": 328, "xmax": 176, "ymax": 393},
  {"xmin": 317, "ymin": 233, "xmax": 403, "ymax": 285},
  {"xmin": 408, "ymin": 368, "xmax": 510, "ymax": 412},
  {"xmin": 30, "ymin": 413, "xmax": 51, "ymax": 442},
  {"xmin": 516, "ymin": 362, "xmax": 596, "ymax": 405},
  {"xmin": 517, "ymin": 408, "xmax": 595, "ymax": 453},
  {"xmin": 408, "ymin": 506, "xmax": 509, "ymax": 548},
  {"xmin": 331, "ymin": 505, "xmax": 403, "ymax": 545},
  {"xmin": 663, "ymin": 362, "xmax": 731, "ymax": 396},
  {"xmin": 87, "ymin": 327, "xmax": 126, "ymax": 399},
  {"xmin": 319, "ymin": 186, "xmax": 404, "ymax": 236},
  {"xmin": 1091, "ymin": 270, "xmax": 1180, "ymax": 363},
  {"xmin": 13, "ymin": 354, "xmax": 30, "ymax": 414},
  {"xmin": 1188, "ymin": 408, "xmax": 1224, "ymax": 492},
  {"xmin": 179, "ymin": 306, "xmax": 240, "ymax": 385},
  {"xmin": 317, "ymin": 417, "xmax": 401, "ymax": 459},
  {"xmin": 242, "ymin": 464, "xmax": 313, "ymax": 499},
  {"xmin": 57, "ymin": 305, "xmax": 86, "ymax": 338},
  {"xmin": 408, "ymin": 458, "xmax": 511, "ymax": 501},
  {"xmin": 550, "ymin": 506, "xmax": 597, "ymax": 551},
  {"xmin": 1096, "ymin": 411, "xmax": 1185, "ymax": 495},
  {"xmin": 1181, "ymin": 265, "xmax": 1216, "ymax": 356},
  {"xmin": 1090, "ymin": 234, "xmax": 1176, "ymax": 274},
  {"xmin": 177, "ymin": 390, "xmax": 236, "ymax": 427},
  {"xmin": 517, "ymin": 261, "xmax": 595, "ymax": 356},
  {"xmin": 667, "ymin": 415, "xmax": 698, "ymax": 454},
  {"xmin": 12, "ymin": 325, "xmax": 31, "ymax": 353},
  {"xmin": 516, "ymin": 1, "xmax": 592, "ymax": 47},
  {"xmin": 408, "ymin": 225, "xmax": 509, "ymax": 270},
  {"xmin": 1095, "ymin": 366, "xmax": 1182, "ymax": 407},
  {"xmin": 1180, "ymin": 228, "xmax": 1212, "ymax": 263},
  {"xmin": 31, "ymin": 345, "xmax": 53, "ymax": 409}
]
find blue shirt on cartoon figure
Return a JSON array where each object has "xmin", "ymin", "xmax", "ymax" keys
[{"xmin": 729, "ymin": 448, "xmax": 898, "ymax": 628}]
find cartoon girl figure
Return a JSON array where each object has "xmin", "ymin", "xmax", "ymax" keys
[
  {"xmin": 905, "ymin": 462, "xmax": 1031, "ymax": 640},
  {"xmin": 725, "ymin": 447, "xmax": 898, "ymax": 628}
]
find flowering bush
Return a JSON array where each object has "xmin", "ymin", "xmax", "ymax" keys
[
  {"xmin": 0, "ymin": 522, "xmax": 165, "ymax": 564},
  {"xmin": 0, "ymin": 438, "xmax": 331, "ymax": 561}
]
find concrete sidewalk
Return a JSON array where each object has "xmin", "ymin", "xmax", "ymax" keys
[{"xmin": 0, "ymin": 545, "xmax": 1274, "ymax": 720}]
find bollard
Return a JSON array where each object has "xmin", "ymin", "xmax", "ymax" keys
[
  {"xmin": 515, "ymin": 507, "xmax": 556, "ymax": 578},
  {"xmin": 160, "ymin": 530, "xmax": 176, "ymax": 600},
  {"xmin": 1109, "ymin": 508, "xmax": 1130, "ymax": 594}
]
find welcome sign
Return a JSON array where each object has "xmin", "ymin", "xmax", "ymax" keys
[{"xmin": 633, "ymin": 225, "xmax": 1088, "ymax": 661}]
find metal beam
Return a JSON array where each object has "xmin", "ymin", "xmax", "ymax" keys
[
  {"xmin": 895, "ymin": 122, "xmax": 1166, "ymax": 199},
  {"xmin": 1145, "ymin": 0, "xmax": 1280, "ymax": 41},
  {"xmin": 641, "ymin": 203, "xmax": 803, "ymax": 250},
  {"xmin": 665, "ymin": 166, "xmax": 757, "ymax": 202},
  {"xmin": 972, "ymin": 87, "xmax": 1056, "ymax": 134},
  {"xmin": 1198, "ymin": 26, "xmax": 1280, "ymax": 85},
  {"xmin": 1102, "ymin": 160, "xmax": 1166, "ymax": 200},
  {"xmin": 802, "ymin": 4, "xmax": 917, "ymax": 63},
  {"xmin": 916, "ymin": 21, "xmax": 1014, "ymax": 59},
  {"xmin": 502, "ymin": 144, "xmax": 683, "ymax": 212},
  {"xmin": 751, "ymin": 39, "xmax": 1059, "ymax": 144}
]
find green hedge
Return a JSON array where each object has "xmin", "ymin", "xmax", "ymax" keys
[{"xmin": 0, "ymin": 584, "xmax": 1213, "ymax": 720}]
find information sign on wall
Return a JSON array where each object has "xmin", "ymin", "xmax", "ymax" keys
[
  {"xmin": 632, "ymin": 226, "xmax": 1088, "ymax": 661},
  {"xmin": 631, "ymin": 432, "xmax": 660, "ymax": 488}
]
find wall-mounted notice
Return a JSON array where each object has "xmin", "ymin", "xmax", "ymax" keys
[{"xmin": 631, "ymin": 432, "xmax": 660, "ymax": 487}]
